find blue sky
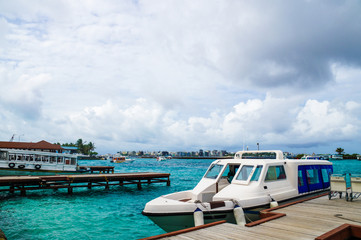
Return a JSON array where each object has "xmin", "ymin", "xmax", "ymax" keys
[{"xmin": 1, "ymin": 0, "xmax": 361, "ymax": 155}]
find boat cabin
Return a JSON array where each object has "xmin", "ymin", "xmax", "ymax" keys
[{"xmin": 192, "ymin": 150, "xmax": 333, "ymax": 205}]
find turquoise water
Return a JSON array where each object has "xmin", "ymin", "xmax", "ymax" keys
[{"xmin": 0, "ymin": 158, "xmax": 360, "ymax": 239}]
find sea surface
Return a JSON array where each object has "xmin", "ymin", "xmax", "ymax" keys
[{"xmin": 0, "ymin": 158, "xmax": 360, "ymax": 240}]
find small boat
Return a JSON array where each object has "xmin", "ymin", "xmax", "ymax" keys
[
  {"xmin": 301, "ymin": 155, "xmax": 327, "ymax": 160},
  {"xmin": 0, "ymin": 148, "xmax": 89, "ymax": 172},
  {"xmin": 156, "ymin": 156, "xmax": 166, "ymax": 161},
  {"xmin": 142, "ymin": 150, "xmax": 333, "ymax": 232},
  {"xmin": 329, "ymin": 154, "xmax": 343, "ymax": 160},
  {"xmin": 110, "ymin": 155, "xmax": 134, "ymax": 163}
]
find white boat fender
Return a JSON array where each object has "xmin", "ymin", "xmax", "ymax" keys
[
  {"xmin": 233, "ymin": 204, "xmax": 246, "ymax": 226},
  {"xmin": 193, "ymin": 207, "xmax": 204, "ymax": 227},
  {"xmin": 269, "ymin": 196, "xmax": 278, "ymax": 208}
]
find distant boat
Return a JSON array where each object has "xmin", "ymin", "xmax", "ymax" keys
[
  {"xmin": 0, "ymin": 148, "xmax": 89, "ymax": 172},
  {"xmin": 156, "ymin": 156, "xmax": 166, "ymax": 161},
  {"xmin": 110, "ymin": 155, "xmax": 134, "ymax": 163},
  {"xmin": 301, "ymin": 155, "xmax": 327, "ymax": 160},
  {"xmin": 329, "ymin": 154, "xmax": 343, "ymax": 160}
]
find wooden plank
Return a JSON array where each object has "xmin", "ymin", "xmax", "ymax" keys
[{"xmin": 154, "ymin": 195, "xmax": 361, "ymax": 240}]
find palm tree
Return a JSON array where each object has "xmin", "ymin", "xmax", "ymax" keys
[{"xmin": 335, "ymin": 148, "xmax": 344, "ymax": 155}]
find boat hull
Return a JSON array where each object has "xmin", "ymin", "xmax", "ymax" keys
[{"xmin": 144, "ymin": 210, "xmax": 237, "ymax": 232}]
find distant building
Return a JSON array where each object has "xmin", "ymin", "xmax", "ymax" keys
[{"xmin": 0, "ymin": 140, "xmax": 64, "ymax": 153}]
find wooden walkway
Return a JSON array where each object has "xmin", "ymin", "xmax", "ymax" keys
[
  {"xmin": 0, "ymin": 172, "xmax": 170, "ymax": 196},
  {"xmin": 142, "ymin": 194, "xmax": 361, "ymax": 240}
]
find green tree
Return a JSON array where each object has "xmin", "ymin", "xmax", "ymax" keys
[
  {"xmin": 335, "ymin": 148, "xmax": 344, "ymax": 155},
  {"xmin": 59, "ymin": 139, "xmax": 97, "ymax": 156}
]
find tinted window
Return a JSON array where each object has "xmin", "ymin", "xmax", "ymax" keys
[
  {"xmin": 307, "ymin": 169, "xmax": 320, "ymax": 184},
  {"xmin": 265, "ymin": 166, "xmax": 286, "ymax": 181},
  {"xmin": 298, "ymin": 170, "xmax": 304, "ymax": 186},
  {"xmin": 250, "ymin": 166, "xmax": 263, "ymax": 181},
  {"xmin": 321, "ymin": 169, "xmax": 329, "ymax": 183}
]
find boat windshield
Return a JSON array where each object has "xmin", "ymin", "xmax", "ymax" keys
[
  {"xmin": 204, "ymin": 164, "xmax": 224, "ymax": 179},
  {"xmin": 236, "ymin": 165, "xmax": 254, "ymax": 181}
]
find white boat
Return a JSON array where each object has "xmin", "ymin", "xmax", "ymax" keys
[
  {"xmin": 142, "ymin": 150, "xmax": 333, "ymax": 232},
  {"xmin": 0, "ymin": 148, "xmax": 88, "ymax": 172},
  {"xmin": 329, "ymin": 154, "xmax": 343, "ymax": 160},
  {"xmin": 110, "ymin": 155, "xmax": 134, "ymax": 163},
  {"xmin": 156, "ymin": 156, "xmax": 166, "ymax": 161},
  {"xmin": 301, "ymin": 155, "xmax": 327, "ymax": 160}
]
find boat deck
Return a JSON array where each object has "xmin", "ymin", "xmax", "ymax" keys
[
  {"xmin": 0, "ymin": 172, "xmax": 170, "ymax": 196},
  {"xmin": 142, "ymin": 194, "xmax": 361, "ymax": 240}
]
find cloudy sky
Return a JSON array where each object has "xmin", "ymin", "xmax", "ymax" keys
[{"xmin": 1, "ymin": 0, "xmax": 361, "ymax": 155}]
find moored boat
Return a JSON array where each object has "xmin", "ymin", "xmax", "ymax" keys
[
  {"xmin": 156, "ymin": 156, "xmax": 166, "ymax": 161},
  {"xmin": 142, "ymin": 150, "xmax": 333, "ymax": 232},
  {"xmin": 110, "ymin": 155, "xmax": 135, "ymax": 163},
  {"xmin": 329, "ymin": 154, "xmax": 343, "ymax": 160},
  {"xmin": 0, "ymin": 148, "xmax": 88, "ymax": 172},
  {"xmin": 301, "ymin": 154, "xmax": 328, "ymax": 160}
]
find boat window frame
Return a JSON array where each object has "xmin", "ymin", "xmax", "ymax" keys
[
  {"xmin": 204, "ymin": 163, "xmax": 225, "ymax": 180},
  {"xmin": 233, "ymin": 165, "xmax": 258, "ymax": 185}
]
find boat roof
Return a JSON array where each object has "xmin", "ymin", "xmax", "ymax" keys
[
  {"xmin": 210, "ymin": 150, "xmax": 331, "ymax": 166},
  {"xmin": 234, "ymin": 150, "xmax": 284, "ymax": 160},
  {"xmin": 0, "ymin": 148, "xmax": 77, "ymax": 158}
]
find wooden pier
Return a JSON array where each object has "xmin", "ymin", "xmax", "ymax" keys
[
  {"xmin": 0, "ymin": 172, "xmax": 170, "ymax": 196},
  {"xmin": 142, "ymin": 194, "xmax": 361, "ymax": 240}
]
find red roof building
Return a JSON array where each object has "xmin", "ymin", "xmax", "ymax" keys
[{"xmin": 0, "ymin": 140, "xmax": 64, "ymax": 152}]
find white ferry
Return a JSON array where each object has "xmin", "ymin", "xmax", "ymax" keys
[
  {"xmin": 0, "ymin": 148, "xmax": 88, "ymax": 172},
  {"xmin": 301, "ymin": 155, "xmax": 328, "ymax": 160},
  {"xmin": 142, "ymin": 150, "xmax": 333, "ymax": 232},
  {"xmin": 329, "ymin": 154, "xmax": 343, "ymax": 160}
]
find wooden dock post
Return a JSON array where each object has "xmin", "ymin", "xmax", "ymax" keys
[
  {"xmin": 20, "ymin": 187, "xmax": 26, "ymax": 196},
  {"xmin": 167, "ymin": 177, "xmax": 171, "ymax": 186},
  {"xmin": 119, "ymin": 180, "xmax": 123, "ymax": 186},
  {"xmin": 88, "ymin": 182, "xmax": 92, "ymax": 189},
  {"xmin": 137, "ymin": 180, "xmax": 142, "ymax": 190},
  {"xmin": 9, "ymin": 185, "xmax": 14, "ymax": 194},
  {"xmin": 68, "ymin": 187, "xmax": 73, "ymax": 194}
]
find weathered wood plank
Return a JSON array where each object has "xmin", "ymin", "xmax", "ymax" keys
[{"xmin": 154, "ymin": 195, "xmax": 361, "ymax": 240}]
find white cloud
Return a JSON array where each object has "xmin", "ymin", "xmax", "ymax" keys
[{"xmin": 1, "ymin": 1, "xmax": 361, "ymax": 154}]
